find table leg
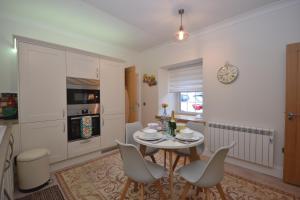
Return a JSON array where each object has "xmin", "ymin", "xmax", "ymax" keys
[
  {"xmin": 189, "ymin": 147, "xmax": 200, "ymax": 162},
  {"xmin": 139, "ymin": 144, "xmax": 146, "ymax": 157},
  {"xmin": 168, "ymin": 150, "xmax": 174, "ymax": 199}
]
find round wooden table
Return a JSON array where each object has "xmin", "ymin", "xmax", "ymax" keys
[{"xmin": 133, "ymin": 130, "xmax": 204, "ymax": 199}]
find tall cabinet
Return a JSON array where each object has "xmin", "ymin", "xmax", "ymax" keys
[
  {"xmin": 18, "ymin": 40, "xmax": 125, "ymax": 163},
  {"xmin": 18, "ymin": 42, "xmax": 67, "ymax": 163},
  {"xmin": 100, "ymin": 59, "xmax": 125, "ymax": 149}
]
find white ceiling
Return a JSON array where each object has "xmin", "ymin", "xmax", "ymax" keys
[
  {"xmin": 82, "ymin": 0, "xmax": 280, "ymax": 50},
  {"xmin": 0, "ymin": 0, "xmax": 281, "ymax": 51}
]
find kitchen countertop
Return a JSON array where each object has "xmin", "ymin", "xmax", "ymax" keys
[{"xmin": 155, "ymin": 114, "xmax": 206, "ymax": 124}]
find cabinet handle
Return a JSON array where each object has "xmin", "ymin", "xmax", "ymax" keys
[
  {"xmin": 102, "ymin": 118, "xmax": 104, "ymax": 127},
  {"xmin": 101, "ymin": 104, "xmax": 104, "ymax": 115},
  {"xmin": 80, "ymin": 139, "xmax": 91, "ymax": 144},
  {"xmin": 63, "ymin": 123, "xmax": 66, "ymax": 133},
  {"xmin": 62, "ymin": 109, "xmax": 65, "ymax": 118},
  {"xmin": 8, "ymin": 136, "xmax": 13, "ymax": 161},
  {"xmin": 4, "ymin": 189, "xmax": 12, "ymax": 200},
  {"xmin": 4, "ymin": 160, "xmax": 10, "ymax": 172}
]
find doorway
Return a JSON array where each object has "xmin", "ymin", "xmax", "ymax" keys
[{"xmin": 125, "ymin": 66, "xmax": 139, "ymax": 123}]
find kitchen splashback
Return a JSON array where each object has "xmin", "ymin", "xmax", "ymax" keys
[{"xmin": 0, "ymin": 93, "xmax": 18, "ymax": 119}]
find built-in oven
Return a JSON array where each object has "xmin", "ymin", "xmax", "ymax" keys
[
  {"xmin": 67, "ymin": 89, "xmax": 100, "ymax": 105},
  {"xmin": 68, "ymin": 113, "xmax": 100, "ymax": 142}
]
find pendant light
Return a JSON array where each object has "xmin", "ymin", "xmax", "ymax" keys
[{"xmin": 175, "ymin": 9, "xmax": 189, "ymax": 41}]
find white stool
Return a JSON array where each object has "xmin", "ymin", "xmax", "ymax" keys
[{"xmin": 17, "ymin": 148, "xmax": 50, "ymax": 192}]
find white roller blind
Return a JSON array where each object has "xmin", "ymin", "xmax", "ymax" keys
[{"xmin": 168, "ymin": 64, "xmax": 203, "ymax": 93}]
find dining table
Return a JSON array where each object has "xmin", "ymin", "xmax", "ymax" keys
[{"xmin": 133, "ymin": 129, "xmax": 204, "ymax": 199}]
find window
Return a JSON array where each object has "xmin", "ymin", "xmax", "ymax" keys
[
  {"xmin": 167, "ymin": 60, "xmax": 203, "ymax": 114},
  {"xmin": 179, "ymin": 92, "xmax": 203, "ymax": 113}
]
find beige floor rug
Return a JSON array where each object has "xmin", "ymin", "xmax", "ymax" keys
[{"xmin": 56, "ymin": 151, "xmax": 296, "ymax": 200}]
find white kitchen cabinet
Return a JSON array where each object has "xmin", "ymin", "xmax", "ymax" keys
[
  {"xmin": 20, "ymin": 120, "xmax": 67, "ymax": 163},
  {"xmin": 100, "ymin": 59, "xmax": 125, "ymax": 115},
  {"xmin": 67, "ymin": 51, "xmax": 99, "ymax": 80},
  {"xmin": 101, "ymin": 114, "xmax": 125, "ymax": 149},
  {"xmin": 18, "ymin": 42, "xmax": 66, "ymax": 123},
  {"xmin": 68, "ymin": 136, "xmax": 101, "ymax": 158}
]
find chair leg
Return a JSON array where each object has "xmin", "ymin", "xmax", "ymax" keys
[
  {"xmin": 120, "ymin": 178, "xmax": 132, "ymax": 200},
  {"xmin": 183, "ymin": 156, "xmax": 187, "ymax": 165},
  {"xmin": 154, "ymin": 180, "xmax": 166, "ymax": 200},
  {"xmin": 164, "ymin": 150, "xmax": 167, "ymax": 168},
  {"xmin": 216, "ymin": 183, "xmax": 226, "ymax": 200},
  {"xmin": 140, "ymin": 183, "xmax": 144, "ymax": 200},
  {"xmin": 150, "ymin": 155, "xmax": 157, "ymax": 163},
  {"xmin": 134, "ymin": 182, "xmax": 138, "ymax": 192},
  {"xmin": 172, "ymin": 155, "xmax": 180, "ymax": 170},
  {"xmin": 204, "ymin": 188, "xmax": 209, "ymax": 200},
  {"xmin": 180, "ymin": 182, "xmax": 191, "ymax": 200}
]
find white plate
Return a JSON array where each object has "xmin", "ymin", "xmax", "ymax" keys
[
  {"xmin": 142, "ymin": 128, "xmax": 157, "ymax": 134},
  {"xmin": 138, "ymin": 132, "xmax": 163, "ymax": 141},
  {"xmin": 176, "ymin": 133, "xmax": 202, "ymax": 142}
]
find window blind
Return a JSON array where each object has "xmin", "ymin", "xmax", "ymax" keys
[{"xmin": 168, "ymin": 64, "xmax": 203, "ymax": 93}]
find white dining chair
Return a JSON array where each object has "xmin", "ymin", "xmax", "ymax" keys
[
  {"xmin": 177, "ymin": 142, "xmax": 235, "ymax": 200},
  {"xmin": 126, "ymin": 122, "xmax": 159, "ymax": 163},
  {"xmin": 172, "ymin": 121, "xmax": 205, "ymax": 170},
  {"xmin": 116, "ymin": 141, "xmax": 167, "ymax": 200}
]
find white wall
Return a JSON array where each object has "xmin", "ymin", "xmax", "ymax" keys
[
  {"xmin": 0, "ymin": 14, "xmax": 138, "ymax": 93},
  {"xmin": 137, "ymin": 1, "xmax": 300, "ymax": 177}
]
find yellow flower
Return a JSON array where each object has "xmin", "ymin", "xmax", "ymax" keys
[{"xmin": 162, "ymin": 103, "xmax": 168, "ymax": 108}]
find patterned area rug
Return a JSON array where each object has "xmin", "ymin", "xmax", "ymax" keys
[
  {"xmin": 16, "ymin": 185, "xmax": 64, "ymax": 200},
  {"xmin": 56, "ymin": 151, "xmax": 296, "ymax": 200}
]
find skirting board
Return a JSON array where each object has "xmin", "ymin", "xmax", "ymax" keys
[
  {"xmin": 49, "ymin": 149, "xmax": 118, "ymax": 173},
  {"xmin": 203, "ymin": 149, "xmax": 283, "ymax": 178}
]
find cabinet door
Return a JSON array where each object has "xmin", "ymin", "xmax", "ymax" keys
[
  {"xmin": 67, "ymin": 51, "xmax": 99, "ymax": 80},
  {"xmin": 100, "ymin": 59, "xmax": 125, "ymax": 115},
  {"xmin": 101, "ymin": 114, "xmax": 125, "ymax": 149},
  {"xmin": 68, "ymin": 136, "xmax": 101, "ymax": 158},
  {"xmin": 18, "ymin": 42, "xmax": 66, "ymax": 123},
  {"xmin": 20, "ymin": 120, "xmax": 67, "ymax": 163}
]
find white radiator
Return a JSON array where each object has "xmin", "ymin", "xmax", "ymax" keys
[{"xmin": 208, "ymin": 122, "xmax": 274, "ymax": 168}]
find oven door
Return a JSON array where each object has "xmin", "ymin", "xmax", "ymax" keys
[
  {"xmin": 67, "ymin": 89, "xmax": 100, "ymax": 105},
  {"xmin": 68, "ymin": 114, "xmax": 100, "ymax": 141}
]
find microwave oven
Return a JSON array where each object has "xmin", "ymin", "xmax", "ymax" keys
[{"xmin": 67, "ymin": 89, "xmax": 100, "ymax": 105}]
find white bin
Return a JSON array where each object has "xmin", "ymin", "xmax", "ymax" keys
[{"xmin": 17, "ymin": 148, "xmax": 50, "ymax": 191}]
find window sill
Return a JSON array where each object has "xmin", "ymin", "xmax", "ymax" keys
[{"xmin": 155, "ymin": 114, "xmax": 205, "ymax": 125}]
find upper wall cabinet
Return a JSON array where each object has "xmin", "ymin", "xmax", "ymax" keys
[
  {"xmin": 66, "ymin": 51, "xmax": 99, "ymax": 80},
  {"xmin": 100, "ymin": 59, "xmax": 125, "ymax": 115},
  {"xmin": 18, "ymin": 42, "xmax": 67, "ymax": 123}
]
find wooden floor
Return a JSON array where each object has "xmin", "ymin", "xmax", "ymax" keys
[{"xmin": 14, "ymin": 149, "xmax": 300, "ymax": 199}]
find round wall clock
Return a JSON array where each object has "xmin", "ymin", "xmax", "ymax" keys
[{"xmin": 217, "ymin": 62, "xmax": 239, "ymax": 84}]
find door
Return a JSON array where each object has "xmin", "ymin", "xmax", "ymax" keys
[
  {"xmin": 18, "ymin": 42, "xmax": 66, "ymax": 123},
  {"xmin": 20, "ymin": 120, "xmax": 67, "ymax": 163},
  {"xmin": 142, "ymin": 81, "xmax": 158, "ymax": 126},
  {"xmin": 100, "ymin": 59, "xmax": 125, "ymax": 115},
  {"xmin": 284, "ymin": 43, "xmax": 300, "ymax": 185},
  {"xmin": 125, "ymin": 66, "xmax": 138, "ymax": 122},
  {"xmin": 101, "ymin": 114, "xmax": 125, "ymax": 149},
  {"xmin": 66, "ymin": 51, "xmax": 99, "ymax": 80}
]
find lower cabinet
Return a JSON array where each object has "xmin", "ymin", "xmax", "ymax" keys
[
  {"xmin": 68, "ymin": 136, "xmax": 101, "ymax": 158},
  {"xmin": 20, "ymin": 120, "xmax": 67, "ymax": 163},
  {"xmin": 101, "ymin": 114, "xmax": 125, "ymax": 149},
  {"xmin": 1, "ymin": 134, "xmax": 14, "ymax": 200}
]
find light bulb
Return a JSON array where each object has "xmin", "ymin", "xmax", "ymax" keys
[{"xmin": 178, "ymin": 31, "xmax": 184, "ymax": 40}]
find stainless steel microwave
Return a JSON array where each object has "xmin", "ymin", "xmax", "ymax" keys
[{"xmin": 67, "ymin": 89, "xmax": 100, "ymax": 105}]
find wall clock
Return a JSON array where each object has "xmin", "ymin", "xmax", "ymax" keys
[{"xmin": 217, "ymin": 62, "xmax": 239, "ymax": 84}]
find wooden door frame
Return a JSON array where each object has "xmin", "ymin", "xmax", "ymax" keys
[{"xmin": 125, "ymin": 66, "xmax": 138, "ymax": 123}]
